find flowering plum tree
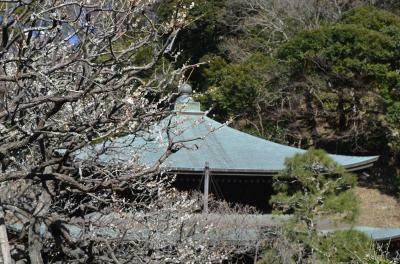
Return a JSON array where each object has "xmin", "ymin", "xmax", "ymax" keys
[{"xmin": 0, "ymin": 1, "xmax": 256, "ymax": 263}]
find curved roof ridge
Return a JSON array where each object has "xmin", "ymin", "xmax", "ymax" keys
[
  {"xmin": 76, "ymin": 113, "xmax": 379, "ymax": 175},
  {"xmin": 159, "ymin": 114, "xmax": 378, "ymax": 173}
]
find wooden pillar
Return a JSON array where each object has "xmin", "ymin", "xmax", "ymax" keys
[{"xmin": 203, "ymin": 162, "xmax": 210, "ymax": 214}]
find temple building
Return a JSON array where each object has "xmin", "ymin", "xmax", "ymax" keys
[{"xmin": 79, "ymin": 84, "xmax": 379, "ymax": 211}]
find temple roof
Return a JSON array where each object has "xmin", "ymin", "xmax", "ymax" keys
[{"xmin": 77, "ymin": 85, "xmax": 379, "ymax": 176}]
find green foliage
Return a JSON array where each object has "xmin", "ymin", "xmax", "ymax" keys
[
  {"xmin": 257, "ymin": 230, "xmax": 386, "ymax": 264},
  {"xmin": 180, "ymin": 0, "xmax": 226, "ymax": 61},
  {"xmin": 278, "ymin": 6, "xmax": 400, "ymax": 118},
  {"xmin": 271, "ymin": 148, "xmax": 358, "ymax": 226},
  {"xmin": 158, "ymin": 0, "xmax": 226, "ymax": 63},
  {"xmin": 364, "ymin": 256, "xmax": 397, "ymax": 264},
  {"xmin": 318, "ymin": 230, "xmax": 396, "ymax": 263},
  {"xmin": 317, "ymin": 230, "xmax": 374, "ymax": 263},
  {"xmin": 279, "ymin": 24, "xmax": 398, "ymax": 85},
  {"xmin": 93, "ymin": 36, "xmax": 155, "ymax": 65},
  {"xmin": 387, "ymin": 102, "xmax": 400, "ymax": 152},
  {"xmin": 340, "ymin": 6, "xmax": 400, "ymax": 32},
  {"xmin": 257, "ymin": 249, "xmax": 285, "ymax": 264},
  {"xmin": 156, "ymin": 0, "xmax": 229, "ymax": 88},
  {"xmin": 201, "ymin": 53, "xmax": 277, "ymax": 117},
  {"xmin": 277, "ymin": 7, "xmax": 400, "ymax": 188},
  {"xmin": 387, "ymin": 102, "xmax": 400, "ymax": 124}
]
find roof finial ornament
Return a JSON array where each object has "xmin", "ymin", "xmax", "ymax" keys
[
  {"xmin": 175, "ymin": 83, "xmax": 201, "ymax": 113},
  {"xmin": 179, "ymin": 83, "xmax": 192, "ymax": 94}
]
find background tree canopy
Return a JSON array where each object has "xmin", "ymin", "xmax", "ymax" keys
[
  {"xmin": 178, "ymin": 1, "xmax": 400, "ymax": 191},
  {"xmin": 278, "ymin": 7, "xmax": 400, "ymax": 150}
]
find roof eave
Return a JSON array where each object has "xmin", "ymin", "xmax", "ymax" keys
[
  {"xmin": 342, "ymin": 155, "xmax": 379, "ymax": 171},
  {"xmin": 163, "ymin": 155, "xmax": 379, "ymax": 176}
]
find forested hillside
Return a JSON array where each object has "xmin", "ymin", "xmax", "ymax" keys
[{"xmin": 166, "ymin": 0, "xmax": 400, "ymax": 191}]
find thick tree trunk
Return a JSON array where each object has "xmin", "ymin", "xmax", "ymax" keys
[
  {"xmin": 304, "ymin": 90, "xmax": 319, "ymax": 145},
  {"xmin": 28, "ymin": 219, "xmax": 44, "ymax": 264},
  {"xmin": 337, "ymin": 89, "xmax": 346, "ymax": 131},
  {"xmin": 0, "ymin": 204, "xmax": 12, "ymax": 264},
  {"xmin": 29, "ymin": 187, "xmax": 51, "ymax": 264}
]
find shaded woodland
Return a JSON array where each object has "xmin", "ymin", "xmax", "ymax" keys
[{"xmin": 170, "ymin": 0, "xmax": 400, "ymax": 192}]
